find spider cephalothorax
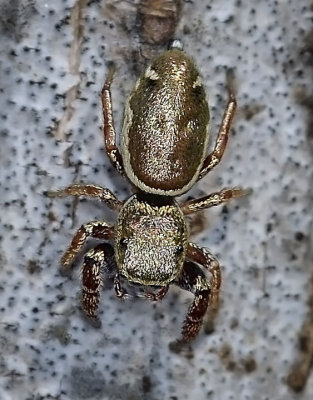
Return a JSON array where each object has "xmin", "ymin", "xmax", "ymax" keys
[
  {"xmin": 115, "ymin": 194, "xmax": 188, "ymax": 286},
  {"xmin": 48, "ymin": 43, "xmax": 246, "ymax": 342}
]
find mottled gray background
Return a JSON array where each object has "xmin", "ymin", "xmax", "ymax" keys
[{"xmin": 0, "ymin": 1, "xmax": 313, "ymax": 399}]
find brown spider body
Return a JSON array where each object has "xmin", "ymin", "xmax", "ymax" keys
[
  {"xmin": 122, "ymin": 48, "xmax": 210, "ymax": 195},
  {"xmin": 48, "ymin": 43, "xmax": 247, "ymax": 342}
]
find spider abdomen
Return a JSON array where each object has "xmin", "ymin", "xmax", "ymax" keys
[{"xmin": 122, "ymin": 48, "xmax": 210, "ymax": 196}]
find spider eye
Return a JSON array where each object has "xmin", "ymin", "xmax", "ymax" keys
[
  {"xmin": 176, "ymin": 245, "xmax": 184, "ymax": 255},
  {"xmin": 119, "ymin": 238, "xmax": 127, "ymax": 247}
]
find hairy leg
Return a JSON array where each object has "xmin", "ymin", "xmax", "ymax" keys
[
  {"xmin": 46, "ymin": 184, "xmax": 123, "ymax": 211},
  {"xmin": 187, "ymin": 243, "xmax": 221, "ymax": 299},
  {"xmin": 198, "ymin": 94, "xmax": 236, "ymax": 181},
  {"xmin": 101, "ymin": 68, "xmax": 124, "ymax": 174},
  {"xmin": 181, "ymin": 187, "xmax": 249, "ymax": 215},
  {"xmin": 61, "ymin": 221, "xmax": 114, "ymax": 267},
  {"xmin": 114, "ymin": 273, "xmax": 129, "ymax": 299},
  {"xmin": 81, "ymin": 243, "xmax": 116, "ymax": 324},
  {"xmin": 175, "ymin": 260, "xmax": 211, "ymax": 342}
]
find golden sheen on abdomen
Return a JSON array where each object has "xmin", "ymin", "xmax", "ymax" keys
[{"xmin": 122, "ymin": 49, "xmax": 210, "ymax": 196}]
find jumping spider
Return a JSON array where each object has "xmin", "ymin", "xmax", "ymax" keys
[{"xmin": 48, "ymin": 44, "xmax": 246, "ymax": 342}]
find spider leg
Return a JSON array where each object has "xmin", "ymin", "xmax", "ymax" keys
[
  {"xmin": 81, "ymin": 243, "xmax": 116, "ymax": 325},
  {"xmin": 144, "ymin": 285, "xmax": 169, "ymax": 301},
  {"xmin": 101, "ymin": 68, "xmax": 124, "ymax": 174},
  {"xmin": 181, "ymin": 187, "xmax": 250, "ymax": 215},
  {"xmin": 175, "ymin": 243, "xmax": 223, "ymax": 342},
  {"xmin": 198, "ymin": 93, "xmax": 236, "ymax": 181},
  {"xmin": 114, "ymin": 273, "xmax": 129, "ymax": 299},
  {"xmin": 187, "ymin": 242, "xmax": 221, "ymax": 304},
  {"xmin": 61, "ymin": 221, "xmax": 114, "ymax": 267},
  {"xmin": 175, "ymin": 260, "xmax": 211, "ymax": 342},
  {"xmin": 46, "ymin": 184, "xmax": 123, "ymax": 211}
]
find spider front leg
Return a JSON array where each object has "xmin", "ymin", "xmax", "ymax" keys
[
  {"xmin": 198, "ymin": 93, "xmax": 237, "ymax": 181},
  {"xmin": 61, "ymin": 221, "xmax": 114, "ymax": 267},
  {"xmin": 81, "ymin": 243, "xmax": 116, "ymax": 325},
  {"xmin": 101, "ymin": 68, "xmax": 124, "ymax": 174},
  {"xmin": 176, "ymin": 243, "xmax": 222, "ymax": 342},
  {"xmin": 187, "ymin": 242, "xmax": 221, "ymax": 305},
  {"xmin": 46, "ymin": 184, "xmax": 123, "ymax": 211},
  {"xmin": 175, "ymin": 260, "xmax": 211, "ymax": 342}
]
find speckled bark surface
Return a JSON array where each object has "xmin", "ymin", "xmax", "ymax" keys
[{"xmin": 1, "ymin": 1, "xmax": 313, "ymax": 399}]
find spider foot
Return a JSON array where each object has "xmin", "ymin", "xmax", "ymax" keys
[{"xmin": 84, "ymin": 313, "xmax": 102, "ymax": 329}]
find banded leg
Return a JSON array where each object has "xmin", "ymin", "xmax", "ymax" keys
[
  {"xmin": 61, "ymin": 221, "xmax": 114, "ymax": 267},
  {"xmin": 46, "ymin": 184, "xmax": 123, "ymax": 211},
  {"xmin": 181, "ymin": 187, "xmax": 249, "ymax": 215},
  {"xmin": 81, "ymin": 243, "xmax": 116, "ymax": 324},
  {"xmin": 198, "ymin": 94, "xmax": 236, "ymax": 181},
  {"xmin": 187, "ymin": 243, "xmax": 221, "ymax": 310},
  {"xmin": 175, "ymin": 261, "xmax": 211, "ymax": 342},
  {"xmin": 101, "ymin": 68, "xmax": 124, "ymax": 174}
]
